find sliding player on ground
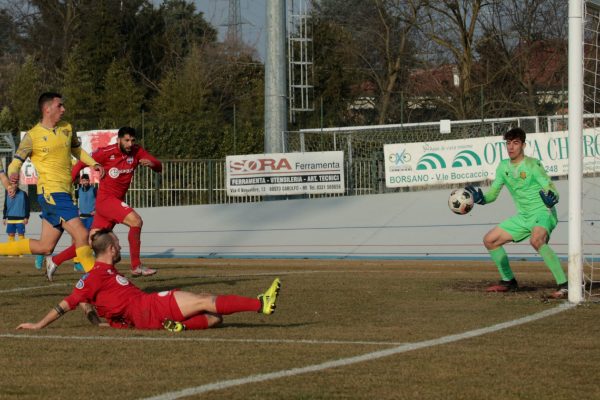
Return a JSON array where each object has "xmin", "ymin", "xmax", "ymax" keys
[{"xmin": 17, "ymin": 230, "xmax": 281, "ymax": 331}]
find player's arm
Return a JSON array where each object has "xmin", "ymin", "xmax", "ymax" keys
[
  {"xmin": 138, "ymin": 148, "xmax": 162, "ymax": 173},
  {"xmin": 533, "ymin": 160, "xmax": 559, "ymax": 207},
  {"xmin": 465, "ymin": 164, "xmax": 504, "ymax": 205},
  {"xmin": 0, "ymin": 170, "xmax": 10, "ymax": 190},
  {"xmin": 7, "ymin": 133, "xmax": 33, "ymax": 184},
  {"xmin": 71, "ymin": 160, "xmax": 88, "ymax": 182},
  {"xmin": 482, "ymin": 164, "xmax": 506, "ymax": 204},
  {"xmin": 70, "ymin": 135, "xmax": 105, "ymax": 178},
  {"xmin": 16, "ymin": 300, "xmax": 72, "ymax": 330}
]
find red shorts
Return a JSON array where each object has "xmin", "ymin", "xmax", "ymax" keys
[
  {"xmin": 92, "ymin": 196, "xmax": 134, "ymax": 230},
  {"xmin": 128, "ymin": 290, "xmax": 184, "ymax": 329}
]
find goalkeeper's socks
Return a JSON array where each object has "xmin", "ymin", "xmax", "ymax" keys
[
  {"xmin": 215, "ymin": 295, "xmax": 261, "ymax": 314},
  {"xmin": 488, "ymin": 246, "xmax": 514, "ymax": 281},
  {"xmin": 539, "ymin": 244, "xmax": 567, "ymax": 285}
]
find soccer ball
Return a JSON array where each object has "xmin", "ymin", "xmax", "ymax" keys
[{"xmin": 448, "ymin": 188, "xmax": 474, "ymax": 215}]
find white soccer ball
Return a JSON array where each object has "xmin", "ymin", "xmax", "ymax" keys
[{"xmin": 448, "ymin": 188, "xmax": 474, "ymax": 215}]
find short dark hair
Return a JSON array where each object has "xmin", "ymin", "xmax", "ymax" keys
[
  {"xmin": 90, "ymin": 229, "xmax": 115, "ymax": 255},
  {"xmin": 38, "ymin": 92, "xmax": 62, "ymax": 114},
  {"xmin": 118, "ymin": 126, "xmax": 137, "ymax": 138},
  {"xmin": 81, "ymin": 173, "xmax": 90, "ymax": 180},
  {"xmin": 504, "ymin": 127, "xmax": 526, "ymax": 143}
]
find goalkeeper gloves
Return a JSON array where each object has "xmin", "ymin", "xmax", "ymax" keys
[
  {"xmin": 465, "ymin": 185, "xmax": 485, "ymax": 205},
  {"xmin": 539, "ymin": 190, "xmax": 558, "ymax": 208}
]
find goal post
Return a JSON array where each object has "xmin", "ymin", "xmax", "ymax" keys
[{"xmin": 568, "ymin": 0, "xmax": 584, "ymax": 303}]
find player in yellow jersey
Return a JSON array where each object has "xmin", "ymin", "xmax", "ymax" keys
[{"xmin": 0, "ymin": 92, "xmax": 104, "ymax": 279}]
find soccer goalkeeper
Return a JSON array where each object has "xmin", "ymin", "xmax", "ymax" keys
[{"xmin": 466, "ymin": 127, "xmax": 567, "ymax": 299}]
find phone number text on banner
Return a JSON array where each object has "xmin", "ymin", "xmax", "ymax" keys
[
  {"xmin": 226, "ymin": 151, "xmax": 345, "ymax": 196},
  {"xmin": 384, "ymin": 128, "xmax": 600, "ymax": 188}
]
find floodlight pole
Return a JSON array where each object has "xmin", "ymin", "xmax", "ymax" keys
[
  {"xmin": 264, "ymin": 0, "xmax": 288, "ymax": 154},
  {"xmin": 568, "ymin": 0, "xmax": 584, "ymax": 304}
]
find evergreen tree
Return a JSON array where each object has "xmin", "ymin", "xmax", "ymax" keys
[
  {"xmin": 61, "ymin": 47, "xmax": 99, "ymax": 130},
  {"xmin": 101, "ymin": 60, "xmax": 144, "ymax": 128},
  {"xmin": 7, "ymin": 56, "xmax": 42, "ymax": 132}
]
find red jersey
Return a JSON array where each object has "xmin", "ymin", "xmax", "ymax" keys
[
  {"xmin": 72, "ymin": 144, "xmax": 162, "ymax": 200},
  {"xmin": 64, "ymin": 262, "xmax": 145, "ymax": 327}
]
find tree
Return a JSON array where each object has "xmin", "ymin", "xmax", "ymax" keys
[
  {"xmin": 478, "ymin": 0, "xmax": 567, "ymax": 116},
  {"xmin": 421, "ymin": 0, "xmax": 490, "ymax": 120},
  {"xmin": 13, "ymin": 0, "xmax": 81, "ymax": 83},
  {"xmin": 7, "ymin": 56, "xmax": 42, "ymax": 131},
  {"xmin": 101, "ymin": 60, "xmax": 144, "ymax": 128},
  {"xmin": 126, "ymin": 0, "xmax": 217, "ymax": 93},
  {"xmin": 303, "ymin": 0, "xmax": 433, "ymax": 127},
  {"xmin": 61, "ymin": 47, "xmax": 99, "ymax": 130}
]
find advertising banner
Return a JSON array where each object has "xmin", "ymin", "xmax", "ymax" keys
[
  {"xmin": 384, "ymin": 129, "xmax": 600, "ymax": 188},
  {"xmin": 19, "ymin": 129, "xmax": 118, "ymax": 184},
  {"xmin": 226, "ymin": 151, "xmax": 345, "ymax": 196}
]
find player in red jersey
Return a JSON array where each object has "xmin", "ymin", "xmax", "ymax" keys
[
  {"xmin": 49, "ymin": 126, "xmax": 162, "ymax": 278},
  {"xmin": 16, "ymin": 229, "xmax": 281, "ymax": 331}
]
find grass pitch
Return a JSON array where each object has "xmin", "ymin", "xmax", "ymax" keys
[{"xmin": 1, "ymin": 257, "xmax": 599, "ymax": 400}]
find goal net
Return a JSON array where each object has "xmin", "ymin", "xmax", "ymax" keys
[{"xmin": 581, "ymin": 0, "xmax": 600, "ymax": 301}]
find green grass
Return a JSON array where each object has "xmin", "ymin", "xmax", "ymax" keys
[{"xmin": 0, "ymin": 257, "xmax": 598, "ymax": 399}]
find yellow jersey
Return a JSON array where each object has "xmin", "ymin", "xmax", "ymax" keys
[{"xmin": 8, "ymin": 121, "xmax": 97, "ymax": 195}]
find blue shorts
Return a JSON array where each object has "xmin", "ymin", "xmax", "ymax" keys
[
  {"xmin": 38, "ymin": 192, "xmax": 79, "ymax": 229},
  {"xmin": 6, "ymin": 223, "xmax": 25, "ymax": 235},
  {"xmin": 81, "ymin": 216, "xmax": 94, "ymax": 230}
]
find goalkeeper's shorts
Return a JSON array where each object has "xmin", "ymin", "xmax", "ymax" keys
[{"xmin": 499, "ymin": 210, "xmax": 558, "ymax": 243}]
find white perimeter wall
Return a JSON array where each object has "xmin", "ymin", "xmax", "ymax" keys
[{"xmin": 9, "ymin": 177, "xmax": 600, "ymax": 260}]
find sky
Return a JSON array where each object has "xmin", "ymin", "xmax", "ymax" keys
[{"xmin": 190, "ymin": 0, "xmax": 267, "ymax": 60}]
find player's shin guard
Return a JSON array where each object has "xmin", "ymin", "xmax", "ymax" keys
[
  {"xmin": 53, "ymin": 244, "xmax": 77, "ymax": 267},
  {"xmin": 539, "ymin": 244, "xmax": 567, "ymax": 285},
  {"xmin": 0, "ymin": 238, "xmax": 31, "ymax": 256},
  {"xmin": 488, "ymin": 246, "xmax": 514, "ymax": 281},
  {"xmin": 128, "ymin": 226, "xmax": 142, "ymax": 268},
  {"xmin": 75, "ymin": 245, "xmax": 95, "ymax": 272},
  {"xmin": 215, "ymin": 295, "xmax": 261, "ymax": 314}
]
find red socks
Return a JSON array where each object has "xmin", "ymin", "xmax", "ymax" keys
[
  {"xmin": 215, "ymin": 295, "xmax": 261, "ymax": 315},
  {"xmin": 128, "ymin": 226, "xmax": 142, "ymax": 268},
  {"xmin": 181, "ymin": 314, "xmax": 209, "ymax": 330},
  {"xmin": 52, "ymin": 244, "xmax": 77, "ymax": 266}
]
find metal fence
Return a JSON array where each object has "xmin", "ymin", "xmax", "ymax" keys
[{"xmin": 108, "ymin": 115, "xmax": 577, "ymax": 208}]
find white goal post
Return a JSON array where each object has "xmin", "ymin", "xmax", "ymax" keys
[{"xmin": 568, "ymin": 0, "xmax": 584, "ymax": 303}]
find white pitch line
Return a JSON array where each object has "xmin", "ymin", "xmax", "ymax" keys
[
  {"xmin": 0, "ymin": 283, "xmax": 67, "ymax": 294},
  {"xmin": 141, "ymin": 303, "xmax": 575, "ymax": 400},
  {"xmin": 0, "ymin": 333, "xmax": 405, "ymax": 347}
]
